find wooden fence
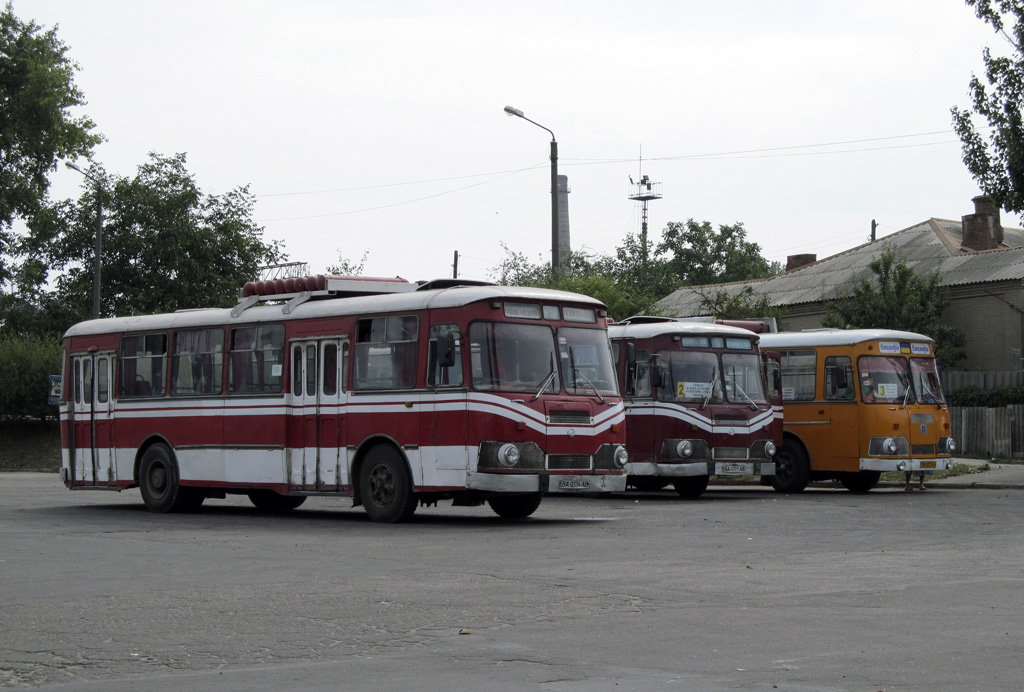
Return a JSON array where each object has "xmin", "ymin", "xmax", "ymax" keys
[
  {"xmin": 949, "ymin": 405, "xmax": 1024, "ymax": 459},
  {"xmin": 943, "ymin": 371, "xmax": 1024, "ymax": 396}
]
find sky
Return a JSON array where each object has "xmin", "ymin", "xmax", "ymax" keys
[{"xmin": 24, "ymin": 0, "xmax": 1011, "ymax": 285}]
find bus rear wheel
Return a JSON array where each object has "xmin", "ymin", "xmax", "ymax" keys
[
  {"xmin": 840, "ymin": 471, "xmax": 881, "ymax": 493},
  {"xmin": 771, "ymin": 439, "xmax": 810, "ymax": 493},
  {"xmin": 672, "ymin": 475, "xmax": 709, "ymax": 498},
  {"xmin": 487, "ymin": 493, "xmax": 543, "ymax": 519},
  {"xmin": 359, "ymin": 445, "xmax": 417, "ymax": 523},
  {"xmin": 139, "ymin": 443, "xmax": 202, "ymax": 513},
  {"xmin": 248, "ymin": 490, "xmax": 307, "ymax": 511}
]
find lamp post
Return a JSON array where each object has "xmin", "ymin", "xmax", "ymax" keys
[
  {"xmin": 65, "ymin": 161, "xmax": 103, "ymax": 319},
  {"xmin": 503, "ymin": 105, "xmax": 560, "ymax": 274}
]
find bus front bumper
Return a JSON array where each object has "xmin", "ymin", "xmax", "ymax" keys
[
  {"xmin": 468, "ymin": 472, "xmax": 627, "ymax": 493},
  {"xmin": 859, "ymin": 458, "xmax": 955, "ymax": 473},
  {"xmin": 625, "ymin": 461, "xmax": 776, "ymax": 477}
]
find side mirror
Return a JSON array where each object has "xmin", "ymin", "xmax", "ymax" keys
[
  {"xmin": 437, "ymin": 332, "xmax": 457, "ymax": 368},
  {"xmin": 650, "ymin": 361, "xmax": 666, "ymax": 389}
]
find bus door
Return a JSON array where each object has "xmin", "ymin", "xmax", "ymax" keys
[
  {"xmin": 422, "ymin": 324, "xmax": 467, "ymax": 481},
  {"xmin": 823, "ymin": 354, "xmax": 858, "ymax": 471},
  {"xmin": 70, "ymin": 352, "xmax": 115, "ymax": 485},
  {"xmin": 289, "ymin": 339, "xmax": 346, "ymax": 491}
]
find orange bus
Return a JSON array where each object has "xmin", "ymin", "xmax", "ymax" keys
[{"xmin": 758, "ymin": 329, "xmax": 955, "ymax": 493}]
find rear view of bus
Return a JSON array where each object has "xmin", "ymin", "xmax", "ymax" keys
[
  {"xmin": 759, "ymin": 329, "xmax": 956, "ymax": 493},
  {"xmin": 609, "ymin": 318, "xmax": 781, "ymax": 497}
]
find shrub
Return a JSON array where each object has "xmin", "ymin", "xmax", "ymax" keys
[
  {"xmin": 949, "ymin": 385, "xmax": 1024, "ymax": 407},
  {"xmin": 0, "ymin": 335, "xmax": 63, "ymax": 422}
]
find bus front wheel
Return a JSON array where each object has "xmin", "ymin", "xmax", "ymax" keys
[
  {"xmin": 771, "ymin": 439, "xmax": 810, "ymax": 493},
  {"xmin": 359, "ymin": 445, "xmax": 417, "ymax": 523},
  {"xmin": 840, "ymin": 471, "xmax": 881, "ymax": 493},
  {"xmin": 672, "ymin": 475, "xmax": 709, "ymax": 498},
  {"xmin": 487, "ymin": 493, "xmax": 543, "ymax": 519},
  {"xmin": 139, "ymin": 443, "xmax": 202, "ymax": 513}
]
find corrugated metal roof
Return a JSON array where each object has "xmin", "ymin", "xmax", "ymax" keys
[{"xmin": 657, "ymin": 216, "xmax": 1024, "ymax": 317}]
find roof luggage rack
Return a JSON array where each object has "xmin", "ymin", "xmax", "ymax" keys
[{"xmin": 232, "ymin": 275, "xmax": 416, "ymax": 317}]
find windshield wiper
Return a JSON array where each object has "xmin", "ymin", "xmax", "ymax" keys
[
  {"xmin": 532, "ymin": 355, "xmax": 557, "ymax": 402},
  {"xmin": 701, "ymin": 370, "xmax": 719, "ymax": 411},
  {"xmin": 568, "ymin": 347, "xmax": 606, "ymax": 404},
  {"xmin": 733, "ymin": 380, "xmax": 759, "ymax": 411},
  {"xmin": 901, "ymin": 383, "xmax": 912, "ymax": 410}
]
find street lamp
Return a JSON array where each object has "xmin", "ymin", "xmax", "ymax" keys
[
  {"xmin": 65, "ymin": 161, "xmax": 103, "ymax": 319},
  {"xmin": 503, "ymin": 105, "xmax": 560, "ymax": 274}
]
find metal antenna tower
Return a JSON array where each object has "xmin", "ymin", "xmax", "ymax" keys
[{"xmin": 628, "ymin": 168, "xmax": 662, "ymax": 263}]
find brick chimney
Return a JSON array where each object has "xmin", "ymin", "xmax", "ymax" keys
[
  {"xmin": 961, "ymin": 195, "xmax": 1003, "ymax": 251},
  {"xmin": 786, "ymin": 253, "xmax": 817, "ymax": 271}
]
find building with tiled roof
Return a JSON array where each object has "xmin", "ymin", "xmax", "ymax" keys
[{"xmin": 655, "ymin": 197, "xmax": 1024, "ymax": 371}]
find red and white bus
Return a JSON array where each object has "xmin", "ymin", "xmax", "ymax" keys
[
  {"xmin": 58, "ymin": 277, "xmax": 628, "ymax": 522},
  {"xmin": 608, "ymin": 318, "xmax": 782, "ymax": 497}
]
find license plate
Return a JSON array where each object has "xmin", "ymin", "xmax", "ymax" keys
[
  {"xmin": 558, "ymin": 478, "xmax": 591, "ymax": 490},
  {"xmin": 717, "ymin": 463, "xmax": 750, "ymax": 475},
  {"xmin": 920, "ymin": 461, "xmax": 936, "ymax": 469}
]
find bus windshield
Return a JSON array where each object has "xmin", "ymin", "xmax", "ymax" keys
[
  {"xmin": 722, "ymin": 353, "xmax": 768, "ymax": 404},
  {"xmin": 858, "ymin": 355, "xmax": 912, "ymax": 404},
  {"xmin": 558, "ymin": 327, "xmax": 618, "ymax": 396},
  {"xmin": 469, "ymin": 322, "xmax": 558, "ymax": 393},
  {"xmin": 658, "ymin": 351, "xmax": 723, "ymax": 404},
  {"xmin": 910, "ymin": 357, "xmax": 945, "ymax": 404}
]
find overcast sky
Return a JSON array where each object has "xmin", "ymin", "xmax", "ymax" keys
[{"xmin": 26, "ymin": 0, "xmax": 1008, "ymax": 284}]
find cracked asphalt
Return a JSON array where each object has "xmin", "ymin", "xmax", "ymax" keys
[{"xmin": 1, "ymin": 472, "xmax": 1022, "ymax": 691}]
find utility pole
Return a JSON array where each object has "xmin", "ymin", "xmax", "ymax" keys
[{"xmin": 452, "ymin": 250, "xmax": 459, "ymax": 279}]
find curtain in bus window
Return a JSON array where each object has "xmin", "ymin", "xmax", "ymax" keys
[
  {"xmin": 119, "ymin": 334, "xmax": 167, "ymax": 397},
  {"xmin": 353, "ymin": 316, "xmax": 419, "ymax": 390},
  {"xmin": 779, "ymin": 349, "xmax": 816, "ymax": 401},
  {"xmin": 172, "ymin": 329, "xmax": 224, "ymax": 396},
  {"xmin": 468, "ymin": 321, "xmax": 557, "ymax": 393},
  {"xmin": 858, "ymin": 355, "xmax": 912, "ymax": 404},
  {"xmin": 721, "ymin": 353, "xmax": 767, "ymax": 404},
  {"xmin": 910, "ymin": 357, "xmax": 945, "ymax": 404},
  {"xmin": 229, "ymin": 325, "xmax": 284, "ymax": 394},
  {"xmin": 658, "ymin": 350, "xmax": 722, "ymax": 403}
]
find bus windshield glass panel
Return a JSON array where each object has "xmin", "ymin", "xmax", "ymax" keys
[
  {"xmin": 469, "ymin": 322, "xmax": 558, "ymax": 393},
  {"xmin": 658, "ymin": 350, "xmax": 723, "ymax": 403},
  {"xmin": 558, "ymin": 327, "xmax": 618, "ymax": 396}
]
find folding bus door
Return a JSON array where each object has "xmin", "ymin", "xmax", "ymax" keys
[
  {"xmin": 288, "ymin": 339, "xmax": 345, "ymax": 491},
  {"xmin": 70, "ymin": 353, "xmax": 115, "ymax": 485}
]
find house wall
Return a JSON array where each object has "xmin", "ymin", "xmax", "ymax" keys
[{"xmin": 942, "ymin": 282, "xmax": 1024, "ymax": 371}]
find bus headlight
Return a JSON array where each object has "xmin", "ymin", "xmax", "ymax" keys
[
  {"xmin": 676, "ymin": 440, "xmax": 694, "ymax": 458},
  {"xmin": 497, "ymin": 443, "xmax": 521, "ymax": 468},
  {"xmin": 765, "ymin": 441, "xmax": 777, "ymax": 458},
  {"xmin": 614, "ymin": 446, "xmax": 629, "ymax": 468},
  {"xmin": 896, "ymin": 460, "xmax": 908, "ymax": 471},
  {"xmin": 882, "ymin": 437, "xmax": 898, "ymax": 455},
  {"xmin": 941, "ymin": 437, "xmax": 957, "ymax": 454}
]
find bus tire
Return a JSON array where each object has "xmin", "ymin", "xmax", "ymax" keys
[
  {"xmin": 840, "ymin": 471, "xmax": 881, "ymax": 493},
  {"xmin": 771, "ymin": 439, "xmax": 810, "ymax": 493},
  {"xmin": 629, "ymin": 476, "xmax": 669, "ymax": 492},
  {"xmin": 139, "ymin": 443, "xmax": 199, "ymax": 513},
  {"xmin": 247, "ymin": 490, "xmax": 307, "ymax": 511},
  {"xmin": 672, "ymin": 475, "xmax": 709, "ymax": 498},
  {"xmin": 359, "ymin": 445, "xmax": 417, "ymax": 523},
  {"xmin": 487, "ymin": 493, "xmax": 543, "ymax": 519}
]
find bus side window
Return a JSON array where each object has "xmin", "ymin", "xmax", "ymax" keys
[
  {"xmin": 633, "ymin": 350, "xmax": 651, "ymax": 398},
  {"xmin": 428, "ymin": 324, "xmax": 463, "ymax": 388},
  {"xmin": 354, "ymin": 315, "xmax": 419, "ymax": 390},
  {"xmin": 779, "ymin": 349, "xmax": 816, "ymax": 401},
  {"xmin": 824, "ymin": 356, "xmax": 854, "ymax": 400},
  {"xmin": 119, "ymin": 333, "xmax": 168, "ymax": 398}
]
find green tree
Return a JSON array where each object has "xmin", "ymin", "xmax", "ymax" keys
[
  {"xmin": 11, "ymin": 152, "xmax": 284, "ymax": 336},
  {"xmin": 822, "ymin": 244, "xmax": 966, "ymax": 367},
  {"xmin": 656, "ymin": 220, "xmax": 782, "ymax": 286},
  {"xmin": 0, "ymin": 333, "xmax": 62, "ymax": 422},
  {"xmin": 696, "ymin": 285, "xmax": 787, "ymax": 323},
  {"xmin": 0, "ymin": 2, "xmax": 102, "ymax": 281},
  {"xmin": 327, "ymin": 250, "xmax": 368, "ymax": 276},
  {"xmin": 951, "ymin": 0, "xmax": 1024, "ymax": 214}
]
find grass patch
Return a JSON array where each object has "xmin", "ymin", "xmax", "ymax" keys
[{"xmin": 0, "ymin": 421, "xmax": 61, "ymax": 471}]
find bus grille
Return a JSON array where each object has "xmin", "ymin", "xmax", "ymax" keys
[
  {"xmin": 549, "ymin": 410, "xmax": 591, "ymax": 424},
  {"xmin": 548, "ymin": 455, "xmax": 592, "ymax": 470},
  {"xmin": 713, "ymin": 447, "xmax": 749, "ymax": 460},
  {"xmin": 714, "ymin": 419, "xmax": 748, "ymax": 427},
  {"xmin": 912, "ymin": 444, "xmax": 936, "ymax": 455}
]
